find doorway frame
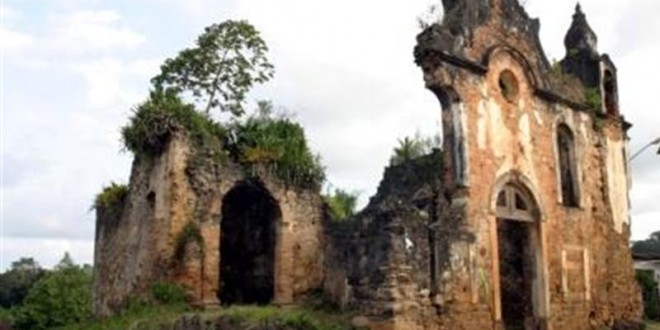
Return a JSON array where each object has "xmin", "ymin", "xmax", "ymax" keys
[
  {"xmin": 489, "ymin": 173, "xmax": 550, "ymax": 327},
  {"xmin": 218, "ymin": 180, "xmax": 283, "ymax": 305}
]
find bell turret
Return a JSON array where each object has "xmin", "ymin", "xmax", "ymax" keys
[
  {"xmin": 561, "ymin": 3, "xmax": 601, "ymax": 89},
  {"xmin": 564, "ymin": 4, "xmax": 598, "ymax": 57}
]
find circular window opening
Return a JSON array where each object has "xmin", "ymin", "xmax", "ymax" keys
[{"xmin": 498, "ymin": 70, "xmax": 519, "ymax": 102}]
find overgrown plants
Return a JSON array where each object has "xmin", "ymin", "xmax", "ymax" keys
[{"xmin": 115, "ymin": 20, "xmax": 325, "ymax": 191}]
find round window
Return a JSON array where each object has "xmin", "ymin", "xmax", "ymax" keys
[{"xmin": 498, "ymin": 70, "xmax": 519, "ymax": 102}]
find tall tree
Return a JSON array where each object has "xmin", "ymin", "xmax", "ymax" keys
[{"xmin": 151, "ymin": 20, "xmax": 274, "ymax": 117}]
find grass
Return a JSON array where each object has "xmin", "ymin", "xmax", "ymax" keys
[
  {"xmin": 55, "ymin": 304, "xmax": 357, "ymax": 330},
  {"xmin": 647, "ymin": 320, "xmax": 660, "ymax": 330},
  {"xmin": 54, "ymin": 304, "xmax": 190, "ymax": 330}
]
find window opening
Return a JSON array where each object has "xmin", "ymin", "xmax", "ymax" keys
[{"xmin": 557, "ymin": 124, "xmax": 579, "ymax": 207}]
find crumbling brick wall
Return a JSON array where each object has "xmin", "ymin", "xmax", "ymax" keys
[
  {"xmin": 93, "ymin": 133, "xmax": 326, "ymax": 316},
  {"xmin": 408, "ymin": 0, "xmax": 642, "ymax": 329}
]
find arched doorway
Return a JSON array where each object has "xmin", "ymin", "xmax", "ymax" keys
[
  {"xmin": 220, "ymin": 180, "xmax": 280, "ymax": 305},
  {"xmin": 495, "ymin": 183, "xmax": 542, "ymax": 330}
]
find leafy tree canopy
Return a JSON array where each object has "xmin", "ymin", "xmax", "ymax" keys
[
  {"xmin": 12, "ymin": 253, "xmax": 92, "ymax": 330},
  {"xmin": 0, "ymin": 258, "xmax": 46, "ymax": 308},
  {"xmin": 151, "ymin": 20, "xmax": 274, "ymax": 117},
  {"xmin": 632, "ymin": 231, "xmax": 660, "ymax": 257}
]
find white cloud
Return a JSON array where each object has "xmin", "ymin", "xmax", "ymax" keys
[
  {"xmin": 0, "ymin": 28, "xmax": 35, "ymax": 54},
  {"xmin": 143, "ymin": 0, "xmax": 236, "ymax": 20},
  {"xmin": 48, "ymin": 10, "xmax": 145, "ymax": 54},
  {"xmin": 72, "ymin": 57, "xmax": 161, "ymax": 107},
  {"xmin": 1, "ymin": 4, "xmax": 20, "ymax": 21}
]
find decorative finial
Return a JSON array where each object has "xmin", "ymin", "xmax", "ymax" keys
[{"xmin": 575, "ymin": 3, "xmax": 582, "ymax": 14}]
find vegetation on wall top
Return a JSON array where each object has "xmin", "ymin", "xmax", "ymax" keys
[
  {"xmin": 121, "ymin": 91, "xmax": 226, "ymax": 157},
  {"xmin": 94, "ymin": 182, "xmax": 129, "ymax": 213},
  {"xmin": 225, "ymin": 101, "xmax": 326, "ymax": 190}
]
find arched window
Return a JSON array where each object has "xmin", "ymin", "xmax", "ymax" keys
[
  {"xmin": 496, "ymin": 183, "xmax": 535, "ymax": 222},
  {"xmin": 557, "ymin": 124, "xmax": 579, "ymax": 207},
  {"xmin": 603, "ymin": 70, "xmax": 618, "ymax": 116}
]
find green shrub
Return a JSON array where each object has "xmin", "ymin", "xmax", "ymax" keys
[
  {"xmin": 585, "ymin": 87, "xmax": 602, "ymax": 112},
  {"xmin": 173, "ymin": 221, "xmax": 204, "ymax": 262},
  {"xmin": 0, "ymin": 307, "xmax": 14, "ymax": 329},
  {"xmin": 12, "ymin": 255, "xmax": 92, "ymax": 330},
  {"xmin": 637, "ymin": 269, "xmax": 660, "ymax": 320},
  {"xmin": 226, "ymin": 115, "xmax": 325, "ymax": 190},
  {"xmin": 150, "ymin": 281, "xmax": 188, "ymax": 305},
  {"xmin": 94, "ymin": 182, "xmax": 128, "ymax": 211},
  {"xmin": 121, "ymin": 91, "xmax": 225, "ymax": 157}
]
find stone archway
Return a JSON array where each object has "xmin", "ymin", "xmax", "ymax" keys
[
  {"xmin": 495, "ymin": 183, "xmax": 544, "ymax": 330},
  {"xmin": 219, "ymin": 180, "xmax": 280, "ymax": 305}
]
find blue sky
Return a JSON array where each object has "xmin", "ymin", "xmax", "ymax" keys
[{"xmin": 1, "ymin": 0, "xmax": 659, "ymax": 270}]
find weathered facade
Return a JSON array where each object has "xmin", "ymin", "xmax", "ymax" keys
[
  {"xmin": 408, "ymin": 0, "xmax": 639, "ymax": 328},
  {"xmin": 93, "ymin": 134, "xmax": 326, "ymax": 316},
  {"xmin": 94, "ymin": 0, "xmax": 641, "ymax": 329}
]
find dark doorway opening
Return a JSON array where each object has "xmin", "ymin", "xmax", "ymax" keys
[
  {"xmin": 498, "ymin": 219, "xmax": 533, "ymax": 330},
  {"xmin": 220, "ymin": 181, "xmax": 279, "ymax": 305}
]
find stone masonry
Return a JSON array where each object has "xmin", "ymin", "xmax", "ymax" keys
[
  {"xmin": 94, "ymin": 0, "xmax": 642, "ymax": 329},
  {"xmin": 93, "ymin": 134, "xmax": 325, "ymax": 316}
]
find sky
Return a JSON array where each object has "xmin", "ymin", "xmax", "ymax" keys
[{"xmin": 1, "ymin": 0, "xmax": 658, "ymax": 270}]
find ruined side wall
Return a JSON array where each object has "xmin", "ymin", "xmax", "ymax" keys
[
  {"xmin": 323, "ymin": 153, "xmax": 442, "ymax": 329},
  {"xmin": 93, "ymin": 136, "xmax": 189, "ymax": 316},
  {"xmin": 94, "ymin": 134, "xmax": 326, "ymax": 315}
]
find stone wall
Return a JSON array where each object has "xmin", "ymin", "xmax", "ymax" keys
[
  {"xmin": 94, "ymin": 133, "xmax": 325, "ymax": 316},
  {"xmin": 93, "ymin": 136, "xmax": 186, "ymax": 316},
  {"xmin": 323, "ymin": 152, "xmax": 444, "ymax": 328}
]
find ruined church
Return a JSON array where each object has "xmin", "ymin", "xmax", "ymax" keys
[{"xmin": 93, "ymin": 0, "xmax": 642, "ymax": 329}]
